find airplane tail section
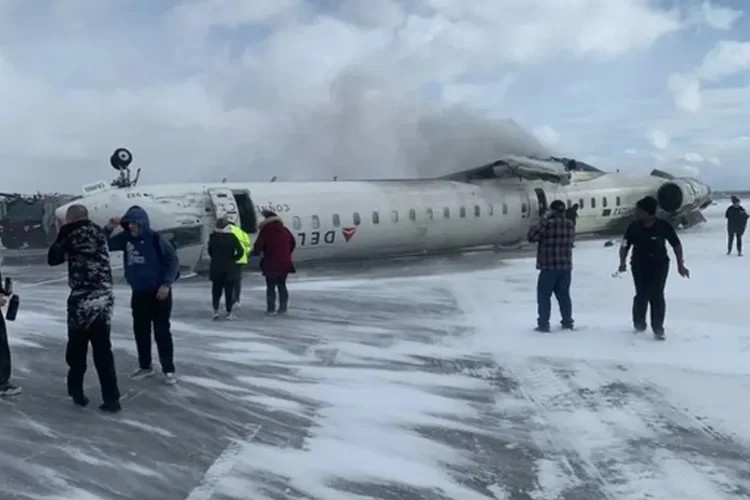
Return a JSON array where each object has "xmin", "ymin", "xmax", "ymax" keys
[{"xmin": 439, "ymin": 156, "xmax": 572, "ymax": 184}]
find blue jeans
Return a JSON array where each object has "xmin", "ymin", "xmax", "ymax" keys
[{"xmin": 537, "ymin": 269, "xmax": 573, "ymax": 328}]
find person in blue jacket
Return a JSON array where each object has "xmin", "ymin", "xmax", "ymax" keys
[{"xmin": 104, "ymin": 205, "xmax": 180, "ymax": 385}]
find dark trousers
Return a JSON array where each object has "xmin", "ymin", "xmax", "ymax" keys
[
  {"xmin": 631, "ymin": 262, "xmax": 669, "ymax": 333},
  {"xmin": 66, "ymin": 312, "xmax": 120, "ymax": 403},
  {"xmin": 131, "ymin": 290, "xmax": 175, "ymax": 373},
  {"xmin": 0, "ymin": 314, "xmax": 11, "ymax": 386},
  {"xmin": 728, "ymin": 230, "xmax": 743, "ymax": 254},
  {"xmin": 211, "ymin": 278, "xmax": 236, "ymax": 313},
  {"xmin": 536, "ymin": 268, "xmax": 573, "ymax": 328},
  {"xmin": 234, "ymin": 269, "xmax": 243, "ymax": 303},
  {"xmin": 265, "ymin": 275, "xmax": 289, "ymax": 313}
]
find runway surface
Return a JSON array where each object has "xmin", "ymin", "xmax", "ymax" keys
[{"xmin": 1, "ymin": 203, "xmax": 749, "ymax": 500}]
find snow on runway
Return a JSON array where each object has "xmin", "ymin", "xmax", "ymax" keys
[{"xmin": 1, "ymin": 203, "xmax": 749, "ymax": 499}]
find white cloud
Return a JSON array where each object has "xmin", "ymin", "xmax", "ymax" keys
[
  {"xmin": 667, "ymin": 73, "xmax": 703, "ymax": 112},
  {"xmin": 709, "ymin": 157, "xmax": 722, "ymax": 165},
  {"xmin": 648, "ymin": 129, "xmax": 671, "ymax": 150},
  {"xmin": 667, "ymin": 39, "xmax": 750, "ymax": 112},
  {"xmin": 684, "ymin": 152, "xmax": 705, "ymax": 163},
  {"xmin": 698, "ymin": 40, "xmax": 750, "ymax": 81},
  {"xmin": 692, "ymin": 1, "xmax": 743, "ymax": 30},
  {"xmin": 532, "ymin": 125, "xmax": 561, "ymax": 147},
  {"xmin": 625, "ymin": 148, "xmax": 638, "ymax": 155},
  {"xmin": 0, "ymin": 0, "xmax": 744, "ymax": 191}
]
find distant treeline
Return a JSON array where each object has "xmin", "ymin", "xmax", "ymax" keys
[{"xmin": 713, "ymin": 190, "xmax": 750, "ymax": 199}]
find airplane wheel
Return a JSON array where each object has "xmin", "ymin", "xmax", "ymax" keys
[
  {"xmin": 110, "ymin": 148, "xmax": 133, "ymax": 171},
  {"xmin": 1, "ymin": 235, "xmax": 21, "ymax": 249}
]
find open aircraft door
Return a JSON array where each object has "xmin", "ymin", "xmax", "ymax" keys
[{"xmin": 207, "ymin": 188, "xmax": 240, "ymax": 225}]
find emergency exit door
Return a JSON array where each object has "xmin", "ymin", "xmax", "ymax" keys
[{"xmin": 207, "ymin": 188, "xmax": 240, "ymax": 225}]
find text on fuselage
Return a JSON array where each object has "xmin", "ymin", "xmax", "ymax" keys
[{"xmin": 255, "ymin": 203, "xmax": 290, "ymax": 213}]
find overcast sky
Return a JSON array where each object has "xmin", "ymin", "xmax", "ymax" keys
[{"xmin": 1, "ymin": 0, "xmax": 748, "ymax": 193}]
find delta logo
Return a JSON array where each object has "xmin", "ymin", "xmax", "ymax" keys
[{"xmin": 342, "ymin": 227, "xmax": 357, "ymax": 242}]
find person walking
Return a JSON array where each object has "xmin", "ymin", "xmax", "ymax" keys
[
  {"xmin": 0, "ymin": 287, "xmax": 21, "ymax": 397},
  {"xmin": 618, "ymin": 196, "xmax": 690, "ymax": 340},
  {"xmin": 208, "ymin": 218, "xmax": 244, "ymax": 320},
  {"xmin": 104, "ymin": 205, "xmax": 180, "ymax": 384},
  {"xmin": 228, "ymin": 221, "xmax": 251, "ymax": 307},
  {"xmin": 250, "ymin": 211, "xmax": 296, "ymax": 315},
  {"xmin": 48, "ymin": 204, "xmax": 121, "ymax": 412},
  {"xmin": 725, "ymin": 195, "xmax": 748, "ymax": 256},
  {"xmin": 527, "ymin": 199, "xmax": 576, "ymax": 332}
]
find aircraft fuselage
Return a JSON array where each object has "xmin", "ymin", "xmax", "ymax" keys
[{"xmin": 55, "ymin": 170, "xmax": 711, "ymax": 272}]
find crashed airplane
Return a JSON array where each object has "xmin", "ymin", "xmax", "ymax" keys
[{"xmin": 54, "ymin": 149, "xmax": 712, "ymax": 272}]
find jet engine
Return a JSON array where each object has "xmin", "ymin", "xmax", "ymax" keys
[{"xmin": 656, "ymin": 178, "xmax": 712, "ymax": 213}]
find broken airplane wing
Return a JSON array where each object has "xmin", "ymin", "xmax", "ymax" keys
[{"xmin": 439, "ymin": 156, "xmax": 572, "ymax": 185}]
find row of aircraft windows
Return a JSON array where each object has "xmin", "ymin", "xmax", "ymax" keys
[
  {"xmin": 289, "ymin": 195, "xmax": 623, "ymax": 230},
  {"xmin": 291, "ymin": 203, "xmax": 504, "ymax": 230},
  {"xmin": 570, "ymin": 196, "xmax": 622, "ymax": 210}
]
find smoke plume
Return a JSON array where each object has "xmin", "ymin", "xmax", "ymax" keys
[{"xmin": 244, "ymin": 71, "xmax": 554, "ymax": 181}]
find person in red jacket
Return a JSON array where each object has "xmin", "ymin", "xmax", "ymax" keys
[{"xmin": 250, "ymin": 211, "xmax": 296, "ymax": 314}]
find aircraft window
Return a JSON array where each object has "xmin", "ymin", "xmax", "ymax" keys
[
  {"xmin": 579, "ymin": 199, "xmax": 584, "ymax": 208},
  {"xmin": 353, "ymin": 212, "xmax": 361, "ymax": 225},
  {"xmin": 409, "ymin": 209, "xmax": 416, "ymax": 221},
  {"xmin": 502, "ymin": 203, "xmax": 508, "ymax": 214},
  {"xmin": 292, "ymin": 216, "xmax": 301, "ymax": 230},
  {"xmin": 522, "ymin": 203, "xmax": 528, "ymax": 213},
  {"xmin": 591, "ymin": 198, "xmax": 596, "ymax": 208},
  {"xmin": 602, "ymin": 197, "xmax": 608, "ymax": 208},
  {"xmin": 426, "ymin": 208, "xmax": 433, "ymax": 220},
  {"xmin": 312, "ymin": 215, "xmax": 320, "ymax": 229},
  {"xmin": 459, "ymin": 206, "xmax": 466, "ymax": 218},
  {"xmin": 443, "ymin": 207, "xmax": 450, "ymax": 218},
  {"xmin": 474, "ymin": 205, "xmax": 481, "ymax": 217},
  {"xmin": 616, "ymin": 196, "xmax": 621, "ymax": 206},
  {"xmin": 488, "ymin": 203, "xmax": 494, "ymax": 216},
  {"xmin": 332, "ymin": 214, "xmax": 340, "ymax": 227},
  {"xmin": 372, "ymin": 211, "xmax": 380, "ymax": 224},
  {"xmin": 391, "ymin": 210, "xmax": 398, "ymax": 223}
]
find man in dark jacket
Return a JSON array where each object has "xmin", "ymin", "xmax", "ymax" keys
[
  {"xmin": 104, "ymin": 205, "xmax": 180, "ymax": 384},
  {"xmin": 208, "ymin": 218, "xmax": 244, "ymax": 320},
  {"xmin": 48, "ymin": 204, "xmax": 121, "ymax": 412},
  {"xmin": 618, "ymin": 196, "xmax": 690, "ymax": 340},
  {"xmin": 565, "ymin": 203, "xmax": 579, "ymax": 226},
  {"xmin": 527, "ymin": 200, "xmax": 576, "ymax": 332},
  {"xmin": 251, "ymin": 211, "xmax": 296, "ymax": 315},
  {"xmin": 0, "ymin": 290, "xmax": 21, "ymax": 397},
  {"xmin": 725, "ymin": 195, "xmax": 748, "ymax": 256}
]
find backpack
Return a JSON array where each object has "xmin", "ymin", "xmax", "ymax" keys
[{"xmin": 153, "ymin": 232, "xmax": 181, "ymax": 282}]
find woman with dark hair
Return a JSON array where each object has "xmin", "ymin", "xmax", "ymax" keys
[{"xmin": 618, "ymin": 196, "xmax": 690, "ymax": 340}]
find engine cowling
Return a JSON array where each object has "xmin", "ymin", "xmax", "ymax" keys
[{"xmin": 656, "ymin": 178, "xmax": 711, "ymax": 213}]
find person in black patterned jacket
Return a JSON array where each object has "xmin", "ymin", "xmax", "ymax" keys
[
  {"xmin": 48, "ymin": 204, "xmax": 121, "ymax": 413},
  {"xmin": 527, "ymin": 199, "xmax": 576, "ymax": 332}
]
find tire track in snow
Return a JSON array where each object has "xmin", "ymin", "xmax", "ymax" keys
[{"xmin": 504, "ymin": 358, "xmax": 750, "ymax": 499}]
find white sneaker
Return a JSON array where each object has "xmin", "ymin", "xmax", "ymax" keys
[
  {"xmin": 225, "ymin": 312, "xmax": 236, "ymax": 320},
  {"xmin": 164, "ymin": 372, "xmax": 178, "ymax": 385},
  {"xmin": 234, "ymin": 301, "xmax": 241, "ymax": 309},
  {"xmin": 0, "ymin": 382, "xmax": 21, "ymax": 397},
  {"xmin": 130, "ymin": 367, "xmax": 155, "ymax": 380},
  {"xmin": 212, "ymin": 310, "xmax": 220, "ymax": 320}
]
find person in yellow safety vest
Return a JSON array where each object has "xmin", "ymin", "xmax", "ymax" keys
[{"xmin": 229, "ymin": 222, "xmax": 251, "ymax": 307}]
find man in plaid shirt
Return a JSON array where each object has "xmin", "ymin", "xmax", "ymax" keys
[{"xmin": 527, "ymin": 199, "xmax": 576, "ymax": 332}]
